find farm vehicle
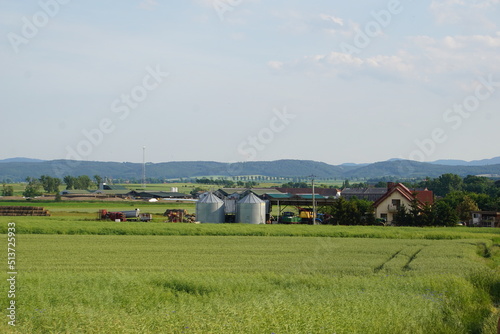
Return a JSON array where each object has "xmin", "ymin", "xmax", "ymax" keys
[
  {"xmin": 283, "ymin": 208, "xmax": 325, "ymax": 224},
  {"xmin": 279, "ymin": 211, "xmax": 301, "ymax": 224},
  {"xmin": 164, "ymin": 209, "xmax": 196, "ymax": 223},
  {"xmin": 99, "ymin": 209, "xmax": 152, "ymax": 222},
  {"xmin": 278, "ymin": 209, "xmax": 325, "ymax": 224}
]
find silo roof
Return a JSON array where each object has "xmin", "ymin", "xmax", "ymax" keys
[
  {"xmin": 238, "ymin": 192, "xmax": 264, "ymax": 204},
  {"xmin": 200, "ymin": 192, "xmax": 224, "ymax": 203}
]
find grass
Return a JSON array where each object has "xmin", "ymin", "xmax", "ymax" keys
[
  {"xmin": 1, "ymin": 234, "xmax": 499, "ymax": 333},
  {"xmin": 1, "ymin": 180, "xmax": 346, "ymax": 197},
  {"xmin": 2, "ymin": 216, "xmax": 500, "ymax": 240},
  {"xmin": 1, "ymin": 200, "xmax": 500, "ymax": 333}
]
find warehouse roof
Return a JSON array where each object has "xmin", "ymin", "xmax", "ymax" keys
[
  {"xmin": 102, "ymin": 184, "xmax": 128, "ymax": 191},
  {"xmin": 265, "ymin": 193, "xmax": 293, "ymax": 199},
  {"xmin": 128, "ymin": 191, "xmax": 192, "ymax": 199},
  {"xmin": 298, "ymin": 194, "xmax": 327, "ymax": 200}
]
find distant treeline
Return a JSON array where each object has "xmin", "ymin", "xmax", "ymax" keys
[
  {"xmin": 194, "ymin": 178, "xmax": 258, "ymax": 189},
  {"xmin": 2, "ymin": 159, "xmax": 500, "ymax": 182}
]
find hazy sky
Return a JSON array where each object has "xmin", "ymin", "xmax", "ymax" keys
[{"xmin": 1, "ymin": 0, "xmax": 499, "ymax": 165}]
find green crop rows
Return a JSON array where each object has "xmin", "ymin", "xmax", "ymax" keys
[{"xmin": 1, "ymin": 201, "xmax": 500, "ymax": 333}]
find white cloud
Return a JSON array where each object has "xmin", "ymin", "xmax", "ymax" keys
[
  {"xmin": 471, "ymin": 0, "xmax": 500, "ymax": 8},
  {"xmin": 430, "ymin": 0, "xmax": 499, "ymax": 28},
  {"xmin": 267, "ymin": 61, "xmax": 284, "ymax": 70},
  {"xmin": 269, "ymin": 51, "xmax": 417, "ymax": 79},
  {"xmin": 270, "ymin": 10, "xmax": 359, "ymax": 39},
  {"xmin": 319, "ymin": 14, "xmax": 344, "ymax": 27},
  {"xmin": 268, "ymin": 32, "xmax": 500, "ymax": 86}
]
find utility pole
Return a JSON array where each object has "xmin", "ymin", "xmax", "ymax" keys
[
  {"xmin": 309, "ymin": 174, "xmax": 317, "ymax": 225},
  {"xmin": 142, "ymin": 146, "xmax": 146, "ymax": 189}
]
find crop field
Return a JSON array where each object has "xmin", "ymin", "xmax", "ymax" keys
[
  {"xmin": 0, "ymin": 201, "xmax": 500, "ymax": 334},
  {"xmin": 0, "ymin": 200, "xmax": 196, "ymax": 220},
  {"xmin": 1, "ymin": 203, "xmax": 500, "ymax": 333},
  {"xmin": 1, "ymin": 183, "xmax": 204, "ymax": 197}
]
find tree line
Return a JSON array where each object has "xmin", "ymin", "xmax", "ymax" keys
[
  {"xmin": 322, "ymin": 194, "xmax": 477, "ymax": 227},
  {"xmin": 18, "ymin": 175, "xmax": 104, "ymax": 198},
  {"xmin": 322, "ymin": 174, "xmax": 500, "ymax": 226},
  {"xmin": 195, "ymin": 178, "xmax": 258, "ymax": 189}
]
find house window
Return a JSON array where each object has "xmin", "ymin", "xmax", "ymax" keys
[
  {"xmin": 381, "ymin": 213, "xmax": 387, "ymax": 221},
  {"xmin": 392, "ymin": 199, "xmax": 401, "ymax": 208}
]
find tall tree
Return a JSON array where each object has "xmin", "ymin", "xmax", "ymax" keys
[
  {"xmin": 393, "ymin": 204, "xmax": 412, "ymax": 226},
  {"xmin": 433, "ymin": 173, "xmax": 463, "ymax": 197},
  {"xmin": 63, "ymin": 175, "xmax": 75, "ymax": 190},
  {"xmin": 1, "ymin": 183, "xmax": 14, "ymax": 196},
  {"xmin": 94, "ymin": 175, "xmax": 103, "ymax": 187},
  {"xmin": 456, "ymin": 196, "xmax": 479, "ymax": 224},
  {"xmin": 433, "ymin": 200, "xmax": 458, "ymax": 227},
  {"xmin": 419, "ymin": 203, "xmax": 436, "ymax": 227},
  {"xmin": 23, "ymin": 177, "xmax": 43, "ymax": 198},
  {"xmin": 326, "ymin": 197, "xmax": 375, "ymax": 225},
  {"xmin": 39, "ymin": 175, "xmax": 61, "ymax": 193},
  {"xmin": 463, "ymin": 175, "xmax": 491, "ymax": 194},
  {"xmin": 74, "ymin": 175, "xmax": 92, "ymax": 190}
]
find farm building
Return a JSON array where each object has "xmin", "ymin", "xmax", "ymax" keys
[
  {"xmin": 127, "ymin": 191, "xmax": 192, "ymax": 200},
  {"xmin": 276, "ymin": 187, "xmax": 341, "ymax": 198},
  {"xmin": 236, "ymin": 192, "xmax": 266, "ymax": 224},
  {"xmin": 341, "ymin": 187, "xmax": 387, "ymax": 201},
  {"xmin": 196, "ymin": 192, "xmax": 225, "ymax": 224},
  {"xmin": 212, "ymin": 188, "xmax": 281, "ymax": 215},
  {"xmin": 94, "ymin": 189, "xmax": 131, "ymax": 198},
  {"xmin": 60, "ymin": 190, "xmax": 94, "ymax": 196},
  {"xmin": 99, "ymin": 184, "xmax": 128, "ymax": 191},
  {"xmin": 373, "ymin": 182, "xmax": 434, "ymax": 224},
  {"xmin": 471, "ymin": 211, "xmax": 500, "ymax": 227},
  {"xmin": 214, "ymin": 188, "xmax": 283, "ymax": 200},
  {"xmin": 265, "ymin": 193, "xmax": 337, "ymax": 222}
]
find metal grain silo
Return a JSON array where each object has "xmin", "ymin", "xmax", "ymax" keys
[
  {"xmin": 236, "ymin": 192, "xmax": 266, "ymax": 224},
  {"xmin": 196, "ymin": 192, "xmax": 225, "ymax": 223}
]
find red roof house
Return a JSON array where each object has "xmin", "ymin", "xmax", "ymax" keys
[{"xmin": 373, "ymin": 182, "xmax": 434, "ymax": 224}]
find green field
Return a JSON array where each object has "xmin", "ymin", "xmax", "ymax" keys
[
  {"xmin": 0, "ymin": 200, "xmax": 196, "ymax": 220},
  {"xmin": 1, "ymin": 202, "xmax": 500, "ymax": 333},
  {"xmin": 1, "ymin": 182, "xmax": 207, "ymax": 197},
  {"xmin": 2, "ymin": 180, "xmax": 345, "ymax": 197}
]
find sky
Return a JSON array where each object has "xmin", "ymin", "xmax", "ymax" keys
[{"xmin": 1, "ymin": 0, "xmax": 499, "ymax": 166}]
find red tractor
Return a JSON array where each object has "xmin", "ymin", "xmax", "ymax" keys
[{"xmin": 99, "ymin": 209, "xmax": 127, "ymax": 222}]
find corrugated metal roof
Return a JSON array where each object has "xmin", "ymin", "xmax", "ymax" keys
[
  {"xmin": 342, "ymin": 188, "xmax": 386, "ymax": 195},
  {"xmin": 134, "ymin": 191, "xmax": 190, "ymax": 198},
  {"xmin": 103, "ymin": 185, "xmax": 128, "ymax": 190},
  {"xmin": 61, "ymin": 190, "xmax": 93, "ymax": 194},
  {"xmin": 266, "ymin": 193, "xmax": 293, "ymax": 199},
  {"xmin": 199, "ymin": 192, "xmax": 223, "ymax": 203},
  {"xmin": 298, "ymin": 194, "xmax": 326, "ymax": 200},
  {"xmin": 94, "ymin": 190, "xmax": 130, "ymax": 195},
  {"xmin": 219, "ymin": 188, "xmax": 284, "ymax": 196},
  {"xmin": 238, "ymin": 192, "xmax": 265, "ymax": 204},
  {"xmin": 276, "ymin": 187, "xmax": 340, "ymax": 196}
]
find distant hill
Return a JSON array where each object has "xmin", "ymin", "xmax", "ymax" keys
[
  {"xmin": 340, "ymin": 162, "xmax": 370, "ymax": 167},
  {"xmin": 0, "ymin": 157, "xmax": 46, "ymax": 163},
  {"xmin": 344, "ymin": 160, "xmax": 500, "ymax": 178},
  {"xmin": 0, "ymin": 159, "xmax": 347, "ymax": 181},
  {"xmin": 1, "ymin": 158, "xmax": 500, "ymax": 182},
  {"xmin": 431, "ymin": 157, "xmax": 500, "ymax": 166}
]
